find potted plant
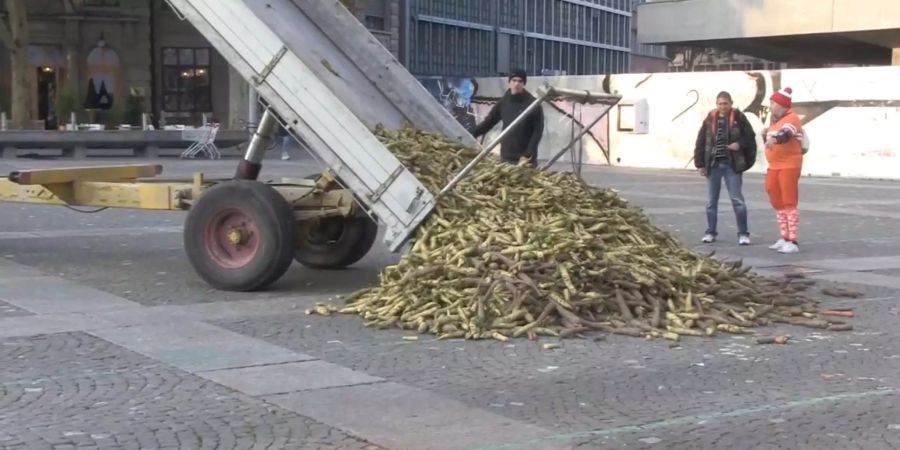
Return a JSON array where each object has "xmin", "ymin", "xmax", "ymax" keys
[
  {"xmin": 124, "ymin": 93, "xmax": 145, "ymax": 126},
  {"xmin": 104, "ymin": 104, "xmax": 124, "ymax": 130}
]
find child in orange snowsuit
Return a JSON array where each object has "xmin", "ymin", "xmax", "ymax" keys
[{"xmin": 764, "ymin": 87, "xmax": 804, "ymax": 254}]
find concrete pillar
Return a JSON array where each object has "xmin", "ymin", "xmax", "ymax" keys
[
  {"xmin": 892, "ymin": 48, "xmax": 900, "ymax": 65},
  {"xmin": 136, "ymin": 145, "xmax": 159, "ymax": 158},
  {"xmin": 63, "ymin": 146, "xmax": 88, "ymax": 159},
  {"xmin": 64, "ymin": 19, "xmax": 81, "ymax": 102}
]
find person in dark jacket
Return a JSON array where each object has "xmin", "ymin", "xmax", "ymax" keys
[
  {"xmin": 472, "ymin": 69, "xmax": 544, "ymax": 167},
  {"xmin": 694, "ymin": 91, "xmax": 758, "ymax": 245}
]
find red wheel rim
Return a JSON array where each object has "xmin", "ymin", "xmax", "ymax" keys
[{"xmin": 203, "ymin": 208, "xmax": 261, "ymax": 269}]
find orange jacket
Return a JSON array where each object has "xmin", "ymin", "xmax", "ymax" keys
[{"xmin": 765, "ymin": 110, "xmax": 803, "ymax": 170}]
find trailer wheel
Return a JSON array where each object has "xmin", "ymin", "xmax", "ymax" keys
[
  {"xmin": 294, "ymin": 214, "xmax": 379, "ymax": 270},
  {"xmin": 184, "ymin": 180, "xmax": 296, "ymax": 291}
]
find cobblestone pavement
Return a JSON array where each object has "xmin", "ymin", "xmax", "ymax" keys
[
  {"xmin": 2, "ymin": 157, "xmax": 900, "ymax": 449},
  {"xmin": 0, "ymin": 331, "xmax": 382, "ymax": 450}
]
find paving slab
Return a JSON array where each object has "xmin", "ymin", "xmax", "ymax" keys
[
  {"xmin": 0, "ymin": 299, "xmax": 31, "ymax": 318},
  {"xmin": 799, "ymin": 255, "xmax": 900, "ymax": 271},
  {"xmin": 0, "ymin": 313, "xmax": 115, "ymax": 338},
  {"xmin": 266, "ymin": 381, "xmax": 565, "ymax": 450},
  {"xmin": 90, "ymin": 322, "xmax": 313, "ymax": 372},
  {"xmin": 0, "ymin": 276, "xmax": 142, "ymax": 314},
  {"xmin": 200, "ymin": 360, "xmax": 383, "ymax": 396},
  {"xmin": 812, "ymin": 271, "xmax": 900, "ymax": 290},
  {"xmin": 0, "ymin": 258, "xmax": 49, "ymax": 280}
]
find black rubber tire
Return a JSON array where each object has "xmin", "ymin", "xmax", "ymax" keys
[
  {"xmin": 184, "ymin": 180, "xmax": 297, "ymax": 292},
  {"xmin": 294, "ymin": 214, "xmax": 379, "ymax": 270}
]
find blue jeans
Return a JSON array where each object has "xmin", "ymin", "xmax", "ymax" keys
[{"xmin": 706, "ymin": 161, "xmax": 749, "ymax": 237}]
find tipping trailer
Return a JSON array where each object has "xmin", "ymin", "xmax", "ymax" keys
[
  {"xmin": 0, "ymin": 0, "xmax": 474, "ymax": 292},
  {"xmin": 0, "ymin": 0, "xmax": 622, "ymax": 292}
]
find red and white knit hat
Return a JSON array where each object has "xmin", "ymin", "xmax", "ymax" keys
[{"xmin": 770, "ymin": 87, "xmax": 793, "ymax": 108}]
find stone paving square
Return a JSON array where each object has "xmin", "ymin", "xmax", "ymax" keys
[{"xmin": 1, "ymin": 159, "xmax": 900, "ymax": 449}]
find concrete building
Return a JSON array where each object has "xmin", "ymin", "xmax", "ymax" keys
[
  {"xmin": 629, "ymin": 0, "xmax": 668, "ymax": 73},
  {"xmin": 403, "ymin": 0, "xmax": 636, "ymax": 77},
  {"xmin": 342, "ymin": 0, "xmax": 402, "ymax": 58},
  {"xmin": 1, "ymin": 0, "xmax": 672, "ymax": 131},
  {"xmin": 636, "ymin": 0, "xmax": 900, "ymax": 67},
  {"xmin": 0, "ymin": 0, "xmax": 402, "ymax": 130},
  {"xmin": 0, "ymin": 0, "xmax": 249, "ymax": 128}
]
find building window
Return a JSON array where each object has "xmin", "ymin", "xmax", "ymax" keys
[
  {"xmin": 84, "ymin": 0, "xmax": 120, "ymax": 6},
  {"xmin": 162, "ymin": 47, "xmax": 212, "ymax": 113},
  {"xmin": 363, "ymin": 0, "xmax": 388, "ymax": 31}
]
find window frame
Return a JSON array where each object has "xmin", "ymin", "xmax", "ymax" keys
[{"xmin": 161, "ymin": 47, "xmax": 213, "ymax": 114}]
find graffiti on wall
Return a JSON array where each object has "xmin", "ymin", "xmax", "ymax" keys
[
  {"xmin": 417, "ymin": 77, "xmax": 480, "ymax": 133},
  {"xmin": 609, "ymin": 66, "xmax": 900, "ymax": 179}
]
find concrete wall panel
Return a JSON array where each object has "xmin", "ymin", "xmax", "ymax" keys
[{"xmin": 436, "ymin": 66, "xmax": 900, "ymax": 180}]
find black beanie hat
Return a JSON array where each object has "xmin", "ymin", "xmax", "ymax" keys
[{"xmin": 508, "ymin": 69, "xmax": 527, "ymax": 84}]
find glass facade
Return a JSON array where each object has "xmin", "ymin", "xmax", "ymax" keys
[{"xmin": 406, "ymin": 0, "xmax": 634, "ymax": 77}]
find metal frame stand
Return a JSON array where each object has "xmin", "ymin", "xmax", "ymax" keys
[
  {"xmin": 436, "ymin": 84, "xmax": 621, "ymax": 200},
  {"xmin": 539, "ymin": 86, "xmax": 621, "ymax": 177}
]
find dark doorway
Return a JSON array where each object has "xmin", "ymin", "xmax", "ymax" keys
[{"xmin": 37, "ymin": 67, "xmax": 58, "ymax": 129}]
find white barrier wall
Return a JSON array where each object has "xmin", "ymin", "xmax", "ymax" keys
[{"xmin": 463, "ymin": 66, "xmax": 900, "ymax": 179}]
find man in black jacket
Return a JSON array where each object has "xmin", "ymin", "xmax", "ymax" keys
[
  {"xmin": 472, "ymin": 70, "xmax": 544, "ymax": 167},
  {"xmin": 694, "ymin": 91, "xmax": 758, "ymax": 246}
]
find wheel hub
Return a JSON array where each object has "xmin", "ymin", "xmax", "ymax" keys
[
  {"xmin": 204, "ymin": 208, "xmax": 261, "ymax": 269},
  {"xmin": 226, "ymin": 227, "xmax": 249, "ymax": 246}
]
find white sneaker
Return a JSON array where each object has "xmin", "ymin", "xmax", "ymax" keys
[
  {"xmin": 778, "ymin": 242, "xmax": 800, "ymax": 254},
  {"xmin": 701, "ymin": 234, "xmax": 715, "ymax": 243},
  {"xmin": 738, "ymin": 235, "xmax": 751, "ymax": 246},
  {"xmin": 769, "ymin": 239, "xmax": 788, "ymax": 250},
  {"xmin": 281, "ymin": 152, "xmax": 291, "ymax": 161}
]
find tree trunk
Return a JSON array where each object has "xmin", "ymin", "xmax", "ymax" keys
[{"xmin": 5, "ymin": 0, "xmax": 30, "ymax": 129}]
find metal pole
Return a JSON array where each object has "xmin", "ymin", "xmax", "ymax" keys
[
  {"xmin": 577, "ymin": 105, "xmax": 584, "ymax": 179},
  {"xmin": 569, "ymin": 102, "xmax": 576, "ymax": 172},
  {"xmin": 248, "ymin": 87, "xmax": 260, "ymax": 126},
  {"xmin": 540, "ymin": 109, "xmax": 607, "ymax": 171},
  {"xmin": 435, "ymin": 88, "xmax": 552, "ymax": 201},
  {"xmin": 234, "ymin": 108, "xmax": 278, "ymax": 180},
  {"xmin": 548, "ymin": 86, "xmax": 621, "ymax": 104}
]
